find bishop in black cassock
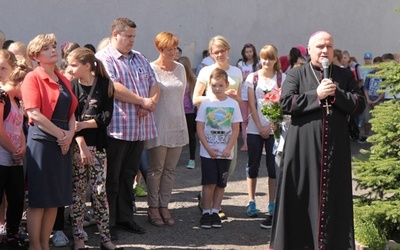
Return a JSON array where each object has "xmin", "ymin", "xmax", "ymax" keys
[{"xmin": 270, "ymin": 31, "xmax": 365, "ymax": 250}]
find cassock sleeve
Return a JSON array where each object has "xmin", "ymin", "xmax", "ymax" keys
[
  {"xmin": 330, "ymin": 68, "xmax": 365, "ymax": 115},
  {"xmin": 279, "ymin": 67, "xmax": 322, "ymax": 116}
]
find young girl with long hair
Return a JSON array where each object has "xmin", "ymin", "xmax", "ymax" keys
[
  {"xmin": 0, "ymin": 51, "xmax": 30, "ymax": 248},
  {"xmin": 237, "ymin": 43, "xmax": 260, "ymax": 151},
  {"xmin": 67, "ymin": 47, "xmax": 122, "ymax": 250},
  {"xmin": 245, "ymin": 45, "xmax": 286, "ymax": 228},
  {"xmin": 0, "ymin": 49, "xmax": 16, "ymax": 238},
  {"xmin": 178, "ymin": 56, "xmax": 197, "ymax": 169}
]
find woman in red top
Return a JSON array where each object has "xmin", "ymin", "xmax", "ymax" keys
[{"xmin": 21, "ymin": 33, "xmax": 77, "ymax": 250}]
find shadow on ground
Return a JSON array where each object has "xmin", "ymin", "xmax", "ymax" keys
[{"xmin": 52, "ymin": 138, "xmax": 370, "ymax": 249}]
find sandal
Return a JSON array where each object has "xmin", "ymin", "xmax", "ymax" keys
[
  {"xmin": 147, "ymin": 207, "xmax": 164, "ymax": 227},
  {"xmin": 159, "ymin": 207, "xmax": 175, "ymax": 226}
]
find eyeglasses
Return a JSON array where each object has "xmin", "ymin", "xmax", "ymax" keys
[{"xmin": 212, "ymin": 49, "xmax": 227, "ymax": 56}]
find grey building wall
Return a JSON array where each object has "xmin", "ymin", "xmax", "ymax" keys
[{"xmin": 1, "ymin": 0, "xmax": 399, "ymax": 66}]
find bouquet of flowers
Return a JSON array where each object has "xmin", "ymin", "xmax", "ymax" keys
[{"xmin": 260, "ymin": 87, "xmax": 283, "ymax": 139}]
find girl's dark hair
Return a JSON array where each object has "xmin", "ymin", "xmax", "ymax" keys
[
  {"xmin": 84, "ymin": 43, "xmax": 96, "ymax": 53},
  {"xmin": 289, "ymin": 47, "xmax": 302, "ymax": 68},
  {"xmin": 68, "ymin": 47, "xmax": 114, "ymax": 97},
  {"xmin": 241, "ymin": 43, "xmax": 259, "ymax": 72}
]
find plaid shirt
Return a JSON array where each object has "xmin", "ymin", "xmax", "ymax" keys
[{"xmin": 96, "ymin": 44, "xmax": 158, "ymax": 141}]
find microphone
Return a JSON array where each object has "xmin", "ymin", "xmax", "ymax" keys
[
  {"xmin": 321, "ymin": 58, "xmax": 329, "ymax": 79},
  {"xmin": 321, "ymin": 58, "xmax": 332, "ymax": 115}
]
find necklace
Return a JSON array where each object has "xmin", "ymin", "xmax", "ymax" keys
[
  {"xmin": 309, "ymin": 62, "xmax": 332, "ymax": 84},
  {"xmin": 309, "ymin": 62, "xmax": 332, "ymax": 115}
]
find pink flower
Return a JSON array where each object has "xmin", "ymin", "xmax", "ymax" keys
[{"xmin": 263, "ymin": 87, "xmax": 281, "ymax": 103}]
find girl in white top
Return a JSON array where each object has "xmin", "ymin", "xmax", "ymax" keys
[
  {"xmin": 245, "ymin": 45, "xmax": 286, "ymax": 220},
  {"xmin": 146, "ymin": 32, "xmax": 188, "ymax": 227},
  {"xmin": 194, "ymin": 35, "xmax": 243, "ymax": 107},
  {"xmin": 237, "ymin": 43, "xmax": 260, "ymax": 151}
]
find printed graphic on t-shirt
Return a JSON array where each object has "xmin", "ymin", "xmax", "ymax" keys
[
  {"xmin": 367, "ymin": 78, "xmax": 382, "ymax": 99},
  {"xmin": 205, "ymin": 107, "xmax": 233, "ymax": 147}
]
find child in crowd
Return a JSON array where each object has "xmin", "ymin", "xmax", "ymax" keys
[
  {"xmin": 196, "ymin": 68, "xmax": 242, "ymax": 229},
  {"xmin": 7, "ymin": 42, "xmax": 35, "ymax": 69},
  {"xmin": 245, "ymin": 45, "xmax": 286, "ymax": 229},
  {"xmin": 237, "ymin": 43, "xmax": 260, "ymax": 151},
  {"xmin": 178, "ymin": 56, "xmax": 197, "ymax": 169},
  {"xmin": 0, "ymin": 50, "xmax": 31, "ymax": 248},
  {"xmin": 67, "ymin": 47, "xmax": 121, "ymax": 250}
]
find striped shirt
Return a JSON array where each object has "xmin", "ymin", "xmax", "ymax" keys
[{"xmin": 96, "ymin": 44, "xmax": 158, "ymax": 141}]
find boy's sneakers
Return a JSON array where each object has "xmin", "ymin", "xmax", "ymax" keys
[
  {"xmin": 260, "ymin": 215, "xmax": 273, "ymax": 229},
  {"xmin": 134, "ymin": 184, "xmax": 147, "ymax": 197},
  {"xmin": 187, "ymin": 160, "xmax": 195, "ymax": 169},
  {"xmin": 246, "ymin": 200, "xmax": 259, "ymax": 217},
  {"xmin": 200, "ymin": 213, "xmax": 212, "ymax": 229},
  {"xmin": 211, "ymin": 213, "xmax": 222, "ymax": 228},
  {"xmin": 51, "ymin": 230, "xmax": 69, "ymax": 247}
]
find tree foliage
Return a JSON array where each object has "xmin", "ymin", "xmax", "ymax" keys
[{"xmin": 353, "ymin": 61, "xmax": 400, "ymax": 245}]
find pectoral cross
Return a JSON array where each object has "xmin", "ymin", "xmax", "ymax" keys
[{"xmin": 322, "ymin": 99, "xmax": 331, "ymax": 115}]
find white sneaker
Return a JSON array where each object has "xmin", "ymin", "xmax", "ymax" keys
[
  {"xmin": 52, "ymin": 230, "xmax": 69, "ymax": 247},
  {"xmin": 0, "ymin": 224, "xmax": 6, "ymax": 235}
]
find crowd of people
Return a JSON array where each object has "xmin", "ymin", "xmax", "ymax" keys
[{"xmin": 0, "ymin": 19, "xmax": 398, "ymax": 250}]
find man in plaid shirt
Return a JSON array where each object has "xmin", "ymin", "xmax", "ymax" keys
[{"xmin": 96, "ymin": 17, "xmax": 159, "ymax": 237}]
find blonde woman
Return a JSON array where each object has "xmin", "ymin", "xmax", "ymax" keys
[
  {"xmin": 21, "ymin": 33, "xmax": 78, "ymax": 250},
  {"xmin": 193, "ymin": 35, "xmax": 242, "ymax": 106}
]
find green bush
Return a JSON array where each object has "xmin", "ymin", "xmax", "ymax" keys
[
  {"xmin": 353, "ymin": 61, "xmax": 400, "ymax": 247},
  {"xmin": 354, "ymin": 210, "xmax": 387, "ymax": 250}
]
